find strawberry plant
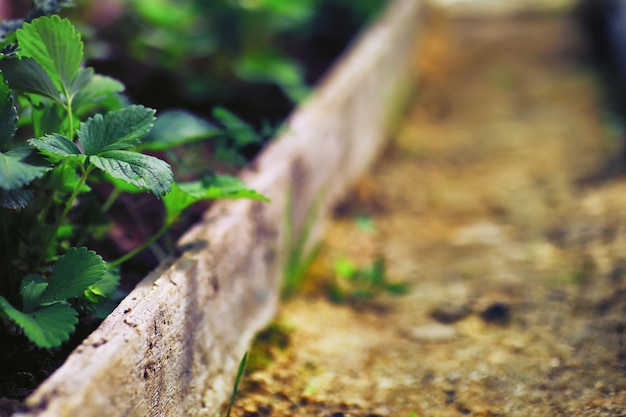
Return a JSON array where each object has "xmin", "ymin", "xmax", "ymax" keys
[{"xmin": 0, "ymin": 12, "xmax": 268, "ymax": 349}]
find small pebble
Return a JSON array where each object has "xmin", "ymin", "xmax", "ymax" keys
[
  {"xmin": 430, "ymin": 302, "xmax": 471, "ymax": 324},
  {"xmin": 479, "ymin": 302, "xmax": 511, "ymax": 324},
  {"xmin": 407, "ymin": 323, "xmax": 458, "ymax": 342}
]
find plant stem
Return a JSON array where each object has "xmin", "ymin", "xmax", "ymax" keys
[
  {"xmin": 102, "ymin": 187, "xmax": 121, "ymax": 213},
  {"xmin": 62, "ymin": 87, "xmax": 76, "ymax": 139},
  {"xmin": 37, "ymin": 164, "xmax": 93, "ymax": 267},
  {"xmin": 57, "ymin": 164, "xmax": 93, "ymax": 234},
  {"xmin": 109, "ymin": 222, "xmax": 170, "ymax": 269}
]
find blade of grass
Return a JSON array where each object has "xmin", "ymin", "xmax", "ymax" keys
[{"xmin": 226, "ymin": 351, "xmax": 248, "ymax": 417}]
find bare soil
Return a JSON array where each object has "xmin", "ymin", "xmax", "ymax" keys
[{"xmin": 222, "ymin": 10, "xmax": 626, "ymax": 417}]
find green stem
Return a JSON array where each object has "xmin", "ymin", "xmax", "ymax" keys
[
  {"xmin": 37, "ymin": 164, "xmax": 94, "ymax": 267},
  {"xmin": 36, "ymin": 160, "xmax": 66, "ymax": 223},
  {"xmin": 57, "ymin": 164, "xmax": 93, "ymax": 234},
  {"xmin": 102, "ymin": 187, "xmax": 121, "ymax": 213},
  {"xmin": 62, "ymin": 87, "xmax": 75, "ymax": 139},
  {"xmin": 109, "ymin": 222, "xmax": 170, "ymax": 269}
]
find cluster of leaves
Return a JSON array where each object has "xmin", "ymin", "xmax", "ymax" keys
[
  {"xmin": 0, "ymin": 13, "xmax": 267, "ymax": 348},
  {"xmin": 121, "ymin": 0, "xmax": 318, "ymax": 104}
]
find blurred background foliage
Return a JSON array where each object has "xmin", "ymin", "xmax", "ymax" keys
[{"xmin": 46, "ymin": 0, "xmax": 387, "ymax": 129}]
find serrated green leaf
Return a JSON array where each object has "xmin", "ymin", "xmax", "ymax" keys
[
  {"xmin": 30, "ymin": 133, "xmax": 82, "ymax": 161},
  {"xmin": 0, "ymin": 72, "xmax": 17, "ymax": 148},
  {"xmin": 0, "ymin": 57, "xmax": 60, "ymax": 101},
  {"xmin": 37, "ymin": 247, "xmax": 107, "ymax": 304},
  {"xmin": 78, "ymin": 106, "xmax": 156, "ymax": 155},
  {"xmin": 139, "ymin": 110, "xmax": 220, "ymax": 151},
  {"xmin": 0, "ymin": 148, "xmax": 51, "ymax": 189},
  {"xmin": 163, "ymin": 174, "xmax": 269, "ymax": 225},
  {"xmin": 16, "ymin": 15, "xmax": 82, "ymax": 93},
  {"xmin": 20, "ymin": 273, "xmax": 48, "ymax": 312},
  {"xmin": 83, "ymin": 267, "xmax": 119, "ymax": 303},
  {"xmin": 0, "ymin": 296, "xmax": 77, "ymax": 348},
  {"xmin": 73, "ymin": 74, "xmax": 124, "ymax": 116},
  {"xmin": 0, "ymin": 188, "xmax": 33, "ymax": 209},
  {"xmin": 90, "ymin": 150, "xmax": 172, "ymax": 197}
]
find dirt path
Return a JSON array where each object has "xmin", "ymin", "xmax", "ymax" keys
[{"xmin": 224, "ymin": 11, "xmax": 626, "ymax": 417}]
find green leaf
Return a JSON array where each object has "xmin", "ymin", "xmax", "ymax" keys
[
  {"xmin": 334, "ymin": 258, "xmax": 357, "ymax": 279},
  {"xmin": 31, "ymin": 103, "xmax": 63, "ymax": 137},
  {"xmin": 163, "ymin": 174, "xmax": 269, "ymax": 225},
  {"xmin": 0, "ymin": 72, "xmax": 17, "ymax": 148},
  {"xmin": 73, "ymin": 74, "xmax": 124, "ymax": 116},
  {"xmin": 384, "ymin": 281, "xmax": 410, "ymax": 296},
  {"xmin": 140, "ymin": 110, "xmax": 220, "ymax": 151},
  {"xmin": 213, "ymin": 107, "xmax": 262, "ymax": 147},
  {"xmin": 0, "ymin": 148, "xmax": 51, "ymax": 190},
  {"xmin": 131, "ymin": 0, "xmax": 196, "ymax": 29},
  {"xmin": 83, "ymin": 267, "xmax": 120, "ymax": 303},
  {"xmin": 162, "ymin": 183, "xmax": 199, "ymax": 226},
  {"xmin": 0, "ymin": 57, "xmax": 60, "ymax": 101},
  {"xmin": 30, "ymin": 133, "xmax": 82, "ymax": 162},
  {"xmin": 38, "ymin": 247, "xmax": 107, "ymax": 304},
  {"xmin": 234, "ymin": 52, "xmax": 309, "ymax": 103},
  {"xmin": 16, "ymin": 15, "xmax": 83, "ymax": 93},
  {"xmin": 235, "ymin": 52, "xmax": 303, "ymax": 86},
  {"xmin": 20, "ymin": 273, "xmax": 48, "ymax": 312},
  {"xmin": 0, "ymin": 189, "xmax": 33, "ymax": 209},
  {"xmin": 0, "ymin": 296, "xmax": 77, "ymax": 348},
  {"xmin": 78, "ymin": 105, "xmax": 156, "ymax": 155},
  {"xmin": 366, "ymin": 257, "xmax": 386, "ymax": 286},
  {"xmin": 256, "ymin": 0, "xmax": 314, "ymax": 20},
  {"xmin": 200, "ymin": 174, "xmax": 270, "ymax": 200},
  {"xmin": 89, "ymin": 150, "xmax": 172, "ymax": 197},
  {"xmin": 68, "ymin": 67, "xmax": 93, "ymax": 98}
]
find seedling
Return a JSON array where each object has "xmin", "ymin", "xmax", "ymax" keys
[
  {"xmin": 0, "ymin": 12, "xmax": 268, "ymax": 348},
  {"xmin": 329, "ymin": 256, "xmax": 409, "ymax": 303},
  {"xmin": 282, "ymin": 187, "xmax": 324, "ymax": 298}
]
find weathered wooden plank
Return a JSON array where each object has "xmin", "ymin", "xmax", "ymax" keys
[{"xmin": 14, "ymin": 1, "xmax": 422, "ymax": 415}]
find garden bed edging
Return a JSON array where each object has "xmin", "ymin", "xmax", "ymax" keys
[{"xmin": 13, "ymin": 0, "xmax": 422, "ymax": 415}]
